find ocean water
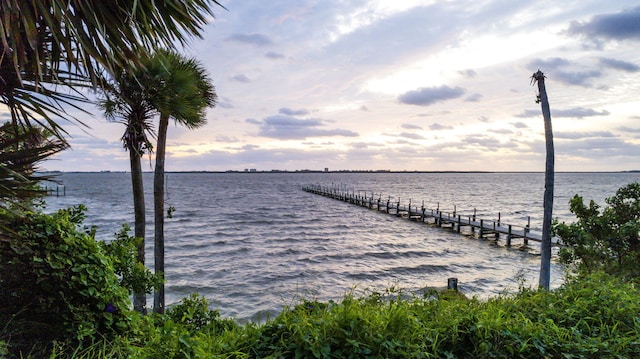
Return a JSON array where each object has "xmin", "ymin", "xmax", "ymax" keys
[{"xmin": 44, "ymin": 172, "xmax": 639, "ymax": 322}]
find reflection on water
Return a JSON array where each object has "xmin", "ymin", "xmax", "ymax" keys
[{"xmin": 45, "ymin": 172, "xmax": 639, "ymax": 321}]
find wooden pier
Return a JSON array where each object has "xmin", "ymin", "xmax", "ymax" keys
[{"xmin": 302, "ymin": 184, "xmax": 544, "ymax": 246}]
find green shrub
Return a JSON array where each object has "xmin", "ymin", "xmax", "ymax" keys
[
  {"xmin": 0, "ymin": 205, "xmax": 133, "ymax": 356},
  {"xmin": 554, "ymin": 182, "xmax": 640, "ymax": 282},
  {"xmin": 101, "ymin": 224, "xmax": 162, "ymax": 296}
]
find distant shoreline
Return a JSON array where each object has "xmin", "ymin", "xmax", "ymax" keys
[{"xmin": 44, "ymin": 170, "xmax": 640, "ymax": 174}]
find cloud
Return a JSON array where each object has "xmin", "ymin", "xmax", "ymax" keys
[
  {"xmin": 555, "ymin": 131, "xmax": 616, "ymax": 139},
  {"xmin": 512, "ymin": 122, "xmax": 528, "ymax": 129},
  {"xmin": 429, "ymin": 123, "xmax": 453, "ymax": 131},
  {"xmin": 231, "ymin": 74, "xmax": 251, "ymax": 83},
  {"xmin": 464, "ymin": 93, "xmax": 482, "ymax": 102},
  {"xmin": 215, "ymin": 135, "xmax": 239, "ymax": 143},
  {"xmin": 555, "ymin": 70, "xmax": 602, "ymax": 86},
  {"xmin": 224, "ymin": 33, "xmax": 273, "ymax": 46},
  {"xmin": 458, "ymin": 69, "xmax": 477, "ymax": 78},
  {"xmin": 527, "ymin": 57, "xmax": 570, "ymax": 70},
  {"xmin": 398, "ymin": 86, "xmax": 465, "ymax": 106},
  {"xmin": 279, "ymin": 107, "xmax": 310, "ymax": 116},
  {"xmin": 553, "ymin": 108, "xmax": 610, "ymax": 118},
  {"xmin": 256, "ymin": 114, "xmax": 358, "ymax": 139},
  {"xmin": 265, "ymin": 51, "xmax": 285, "ymax": 59},
  {"xmin": 401, "ymin": 123, "xmax": 423, "ymax": 130},
  {"xmin": 399, "ymin": 132, "xmax": 425, "ymax": 140},
  {"xmin": 618, "ymin": 126, "xmax": 640, "ymax": 133},
  {"xmin": 599, "ymin": 57, "xmax": 640, "ymax": 72},
  {"xmin": 515, "ymin": 107, "xmax": 609, "ymax": 118},
  {"xmin": 245, "ymin": 118, "xmax": 261, "ymax": 125},
  {"xmin": 360, "ymin": 105, "xmax": 370, "ymax": 112},
  {"xmin": 490, "ymin": 128, "xmax": 513, "ymax": 135},
  {"xmin": 567, "ymin": 6, "xmax": 640, "ymax": 41},
  {"xmin": 478, "ymin": 116, "xmax": 489, "ymax": 123}
]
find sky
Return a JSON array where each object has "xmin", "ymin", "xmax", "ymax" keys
[{"xmin": 24, "ymin": 1, "xmax": 640, "ymax": 171}]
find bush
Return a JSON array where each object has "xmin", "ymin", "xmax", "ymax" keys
[
  {"xmin": 0, "ymin": 205, "xmax": 133, "ymax": 356},
  {"xmin": 554, "ymin": 182, "xmax": 640, "ymax": 282}
]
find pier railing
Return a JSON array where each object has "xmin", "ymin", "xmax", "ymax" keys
[{"xmin": 302, "ymin": 184, "xmax": 543, "ymax": 246}]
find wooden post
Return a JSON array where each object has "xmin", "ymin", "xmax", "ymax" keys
[
  {"xmin": 447, "ymin": 277, "xmax": 458, "ymax": 291},
  {"xmin": 457, "ymin": 215, "xmax": 461, "ymax": 233},
  {"xmin": 479, "ymin": 219, "xmax": 484, "ymax": 237},
  {"xmin": 507, "ymin": 225, "xmax": 512, "ymax": 246}
]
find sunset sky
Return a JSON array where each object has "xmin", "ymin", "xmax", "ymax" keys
[{"xmin": 37, "ymin": 1, "xmax": 640, "ymax": 172}]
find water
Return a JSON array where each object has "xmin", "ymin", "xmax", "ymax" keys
[{"xmin": 44, "ymin": 172, "xmax": 639, "ymax": 322}]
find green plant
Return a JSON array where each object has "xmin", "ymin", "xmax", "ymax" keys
[
  {"xmin": 554, "ymin": 182, "xmax": 640, "ymax": 281},
  {"xmin": 0, "ymin": 205, "xmax": 133, "ymax": 356},
  {"xmin": 101, "ymin": 224, "xmax": 162, "ymax": 296},
  {"xmin": 166, "ymin": 293, "xmax": 237, "ymax": 334}
]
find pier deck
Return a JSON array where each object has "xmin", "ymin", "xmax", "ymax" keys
[{"xmin": 302, "ymin": 184, "xmax": 546, "ymax": 246}]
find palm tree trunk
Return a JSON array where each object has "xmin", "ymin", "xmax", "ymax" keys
[
  {"xmin": 534, "ymin": 70, "xmax": 554, "ymax": 290},
  {"xmin": 130, "ymin": 150, "xmax": 147, "ymax": 313},
  {"xmin": 153, "ymin": 114, "xmax": 169, "ymax": 314}
]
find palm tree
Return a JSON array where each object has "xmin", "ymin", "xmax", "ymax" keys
[
  {"xmin": 99, "ymin": 65, "xmax": 158, "ymax": 313},
  {"xmin": 147, "ymin": 51, "xmax": 217, "ymax": 314},
  {"xmin": 1, "ymin": 0, "xmax": 222, "ymax": 132},
  {"xmin": 1, "ymin": 0, "xmax": 223, "ymax": 209},
  {"xmin": 531, "ymin": 70, "xmax": 554, "ymax": 290}
]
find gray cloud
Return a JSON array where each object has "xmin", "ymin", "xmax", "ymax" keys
[
  {"xmin": 512, "ymin": 122, "xmax": 528, "ymax": 129},
  {"xmin": 399, "ymin": 132, "xmax": 425, "ymax": 140},
  {"xmin": 458, "ymin": 69, "xmax": 477, "ymax": 78},
  {"xmin": 527, "ymin": 57, "xmax": 570, "ymax": 70},
  {"xmin": 224, "ymin": 33, "xmax": 273, "ymax": 46},
  {"xmin": 465, "ymin": 93, "xmax": 483, "ymax": 102},
  {"xmin": 555, "ymin": 131, "xmax": 616, "ymax": 139},
  {"xmin": 231, "ymin": 74, "xmax": 251, "ymax": 83},
  {"xmin": 256, "ymin": 114, "xmax": 358, "ymax": 139},
  {"xmin": 490, "ymin": 128, "xmax": 514, "ymax": 135},
  {"xmin": 401, "ymin": 123, "xmax": 423, "ymax": 130},
  {"xmin": 398, "ymin": 86, "xmax": 465, "ymax": 106},
  {"xmin": 279, "ymin": 107, "xmax": 310, "ymax": 116},
  {"xmin": 567, "ymin": 6, "xmax": 640, "ymax": 40},
  {"xmin": 245, "ymin": 118, "xmax": 261, "ymax": 125},
  {"xmin": 429, "ymin": 123, "xmax": 453, "ymax": 131},
  {"xmin": 555, "ymin": 70, "xmax": 602, "ymax": 86},
  {"xmin": 599, "ymin": 57, "xmax": 640, "ymax": 72},
  {"xmin": 618, "ymin": 126, "xmax": 640, "ymax": 133},
  {"xmin": 516, "ymin": 107, "xmax": 609, "ymax": 118},
  {"xmin": 265, "ymin": 51, "xmax": 285, "ymax": 59}
]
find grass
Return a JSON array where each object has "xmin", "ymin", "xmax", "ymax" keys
[{"xmin": 25, "ymin": 271, "xmax": 638, "ymax": 359}]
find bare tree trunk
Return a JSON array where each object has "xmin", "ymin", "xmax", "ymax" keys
[
  {"xmin": 130, "ymin": 150, "xmax": 147, "ymax": 313},
  {"xmin": 533, "ymin": 70, "xmax": 554, "ymax": 290},
  {"xmin": 153, "ymin": 114, "xmax": 169, "ymax": 314}
]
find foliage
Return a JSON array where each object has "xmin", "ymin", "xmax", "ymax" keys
[
  {"xmin": 101, "ymin": 224, "xmax": 162, "ymax": 296},
  {"xmin": 42, "ymin": 272, "xmax": 640, "ymax": 358},
  {"xmin": 0, "ymin": 206, "xmax": 133, "ymax": 357},
  {"xmin": 166, "ymin": 294, "xmax": 237, "ymax": 334},
  {"xmin": 554, "ymin": 182, "xmax": 640, "ymax": 282},
  {"xmin": 0, "ymin": 124, "xmax": 67, "ymax": 207},
  {"xmin": 1, "ymin": 0, "xmax": 224, "ymax": 138}
]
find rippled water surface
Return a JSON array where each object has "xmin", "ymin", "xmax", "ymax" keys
[{"xmin": 45, "ymin": 172, "xmax": 639, "ymax": 321}]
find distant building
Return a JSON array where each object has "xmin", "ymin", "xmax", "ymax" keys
[
  {"xmin": 249, "ymin": 168, "xmax": 257, "ymax": 172},
  {"xmin": 324, "ymin": 168, "xmax": 329, "ymax": 172}
]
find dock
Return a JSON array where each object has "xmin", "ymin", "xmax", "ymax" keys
[{"xmin": 302, "ymin": 184, "xmax": 544, "ymax": 246}]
